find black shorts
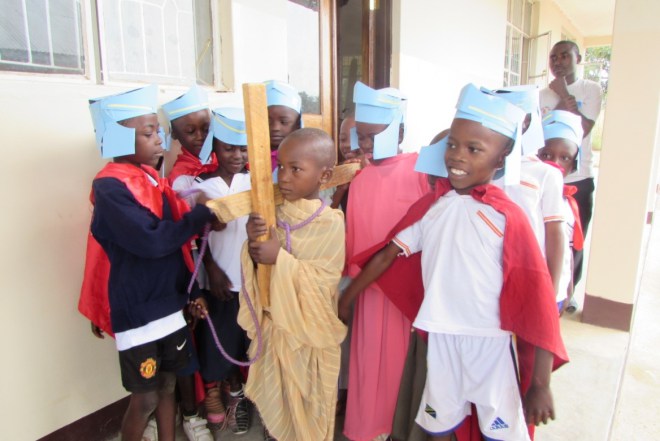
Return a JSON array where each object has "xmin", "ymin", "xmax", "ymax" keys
[{"xmin": 118, "ymin": 326, "xmax": 190, "ymax": 393}]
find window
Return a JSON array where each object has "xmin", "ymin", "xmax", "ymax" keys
[
  {"xmin": 97, "ymin": 0, "xmax": 216, "ymax": 86},
  {"xmin": 1, "ymin": 0, "xmax": 221, "ymax": 87},
  {"xmin": 503, "ymin": 0, "xmax": 533, "ymax": 87},
  {"xmin": 0, "ymin": 0, "xmax": 85, "ymax": 74}
]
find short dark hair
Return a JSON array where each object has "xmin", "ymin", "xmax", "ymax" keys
[{"xmin": 553, "ymin": 40, "xmax": 580, "ymax": 57}]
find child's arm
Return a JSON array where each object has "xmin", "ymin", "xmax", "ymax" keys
[
  {"xmin": 544, "ymin": 221, "xmax": 565, "ymax": 295},
  {"xmin": 203, "ymin": 251, "xmax": 234, "ymax": 300},
  {"xmin": 92, "ymin": 178, "xmax": 214, "ymax": 258},
  {"xmin": 338, "ymin": 242, "xmax": 401, "ymax": 322},
  {"xmin": 523, "ymin": 347, "xmax": 555, "ymax": 426}
]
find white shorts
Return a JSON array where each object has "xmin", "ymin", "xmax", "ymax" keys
[{"xmin": 415, "ymin": 333, "xmax": 530, "ymax": 441}]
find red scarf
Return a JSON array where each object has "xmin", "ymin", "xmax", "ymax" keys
[
  {"xmin": 563, "ymin": 185, "xmax": 584, "ymax": 251},
  {"xmin": 167, "ymin": 148, "xmax": 218, "ymax": 184},
  {"xmin": 78, "ymin": 163, "xmax": 195, "ymax": 336},
  {"xmin": 350, "ymin": 178, "xmax": 569, "ymax": 439}
]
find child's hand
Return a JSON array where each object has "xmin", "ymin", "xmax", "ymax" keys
[
  {"xmin": 210, "ymin": 218, "xmax": 227, "ymax": 232},
  {"xmin": 197, "ymin": 192, "xmax": 211, "ymax": 206},
  {"xmin": 207, "ymin": 262, "xmax": 234, "ymax": 301},
  {"xmin": 247, "ymin": 213, "xmax": 268, "ymax": 242},
  {"xmin": 523, "ymin": 384, "xmax": 555, "ymax": 426},
  {"xmin": 248, "ymin": 226, "xmax": 280, "ymax": 264},
  {"xmin": 90, "ymin": 322, "xmax": 105, "ymax": 339},
  {"xmin": 189, "ymin": 297, "xmax": 209, "ymax": 321}
]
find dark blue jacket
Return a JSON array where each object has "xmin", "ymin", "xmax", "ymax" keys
[{"xmin": 91, "ymin": 177, "xmax": 213, "ymax": 333}]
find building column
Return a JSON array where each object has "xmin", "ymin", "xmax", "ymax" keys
[{"xmin": 583, "ymin": 0, "xmax": 660, "ymax": 331}]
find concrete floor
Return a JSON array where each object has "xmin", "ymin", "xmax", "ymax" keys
[{"xmin": 114, "ymin": 207, "xmax": 660, "ymax": 441}]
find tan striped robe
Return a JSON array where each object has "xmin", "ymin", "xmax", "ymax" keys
[{"xmin": 238, "ymin": 198, "xmax": 348, "ymax": 441}]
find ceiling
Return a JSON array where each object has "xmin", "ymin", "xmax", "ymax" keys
[{"xmin": 551, "ymin": 0, "xmax": 616, "ymax": 37}]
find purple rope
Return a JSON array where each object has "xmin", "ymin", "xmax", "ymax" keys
[
  {"xmin": 276, "ymin": 199, "xmax": 328, "ymax": 253},
  {"xmin": 184, "ymin": 190, "xmax": 263, "ymax": 366}
]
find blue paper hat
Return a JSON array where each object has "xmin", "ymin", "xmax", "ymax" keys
[
  {"xmin": 542, "ymin": 110, "xmax": 584, "ymax": 146},
  {"xmin": 415, "ymin": 136, "xmax": 449, "ymax": 177},
  {"xmin": 162, "ymin": 84, "xmax": 209, "ymax": 121},
  {"xmin": 199, "ymin": 107, "xmax": 247, "ymax": 164},
  {"xmin": 494, "ymin": 85, "xmax": 544, "ymax": 155},
  {"xmin": 353, "ymin": 81, "xmax": 406, "ymax": 160},
  {"xmin": 89, "ymin": 84, "xmax": 160, "ymax": 158},
  {"xmin": 454, "ymin": 84, "xmax": 526, "ymax": 185},
  {"xmin": 264, "ymin": 80, "xmax": 302, "ymax": 114}
]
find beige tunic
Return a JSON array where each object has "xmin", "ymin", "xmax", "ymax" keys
[{"xmin": 238, "ymin": 198, "xmax": 347, "ymax": 441}]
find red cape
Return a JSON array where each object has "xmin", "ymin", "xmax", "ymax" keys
[
  {"xmin": 168, "ymin": 148, "xmax": 218, "ymax": 184},
  {"xmin": 351, "ymin": 178, "xmax": 569, "ymax": 439},
  {"xmin": 78, "ymin": 163, "xmax": 194, "ymax": 336}
]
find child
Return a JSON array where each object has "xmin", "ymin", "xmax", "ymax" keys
[
  {"xmin": 341, "ymin": 81, "xmax": 430, "ymax": 441},
  {"xmin": 237, "ymin": 128, "xmax": 347, "ymax": 441},
  {"xmin": 162, "ymin": 85, "xmax": 216, "ymax": 441},
  {"xmin": 341, "ymin": 84, "xmax": 568, "ymax": 441},
  {"xmin": 330, "ymin": 114, "xmax": 359, "ymax": 211},
  {"xmin": 190, "ymin": 107, "xmax": 251, "ymax": 435},
  {"xmin": 84, "ymin": 85, "xmax": 216, "ymax": 441},
  {"xmin": 494, "ymin": 86, "xmax": 566, "ymax": 298},
  {"xmin": 265, "ymin": 80, "xmax": 303, "ymax": 170},
  {"xmin": 164, "ymin": 85, "xmax": 217, "ymax": 202},
  {"xmin": 538, "ymin": 110, "xmax": 585, "ymax": 313}
]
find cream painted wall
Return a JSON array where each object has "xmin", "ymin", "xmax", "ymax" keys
[
  {"xmin": 392, "ymin": 0, "xmax": 509, "ymax": 151},
  {"xmin": 585, "ymin": 0, "xmax": 660, "ymax": 305},
  {"xmin": 0, "ymin": 1, "xmax": 293, "ymax": 439}
]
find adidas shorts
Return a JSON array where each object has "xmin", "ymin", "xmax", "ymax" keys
[
  {"xmin": 118, "ymin": 326, "xmax": 190, "ymax": 393},
  {"xmin": 415, "ymin": 333, "xmax": 530, "ymax": 441}
]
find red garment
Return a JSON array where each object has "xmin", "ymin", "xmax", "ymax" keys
[
  {"xmin": 563, "ymin": 185, "xmax": 584, "ymax": 251},
  {"xmin": 167, "ymin": 148, "xmax": 218, "ymax": 184},
  {"xmin": 78, "ymin": 163, "xmax": 194, "ymax": 336},
  {"xmin": 350, "ymin": 178, "xmax": 569, "ymax": 439}
]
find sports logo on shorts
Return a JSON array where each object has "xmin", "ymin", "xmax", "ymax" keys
[
  {"xmin": 139, "ymin": 357, "xmax": 157, "ymax": 379},
  {"xmin": 490, "ymin": 417, "xmax": 509, "ymax": 430},
  {"xmin": 424, "ymin": 404, "xmax": 437, "ymax": 418}
]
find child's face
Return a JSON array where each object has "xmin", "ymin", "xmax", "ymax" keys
[
  {"xmin": 445, "ymin": 118, "xmax": 509, "ymax": 195},
  {"xmin": 549, "ymin": 43, "xmax": 580, "ymax": 79},
  {"xmin": 213, "ymin": 139, "xmax": 247, "ymax": 177},
  {"xmin": 339, "ymin": 116, "xmax": 358, "ymax": 161},
  {"xmin": 268, "ymin": 105, "xmax": 301, "ymax": 150},
  {"xmin": 277, "ymin": 138, "xmax": 330, "ymax": 202},
  {"xmin": 355, "ymin": 121, "xmax": 394, "ymax": 164},
  {"xmin": 171, "ymin": 109, "xmax": 210, "ymax": 156},
  {"xmin": 538, "ymin": 138, "xmax": 578, "ymax": 177},
  {"xmin": 119, "ymin": 114, "xmax": 164, "ymax": 169}
]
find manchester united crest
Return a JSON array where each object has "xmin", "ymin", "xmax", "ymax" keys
[{"xmin": 139, "ymin": 357, "xmax": 157, "ymax": 379}]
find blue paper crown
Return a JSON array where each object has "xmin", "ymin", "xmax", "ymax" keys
[
  {"xmin": 162, "ymin": 84, "xmax": 209, "ymax": 121},
  {"xmin": 353, "ymin": 81, "xmax": 406, "ymax": 125},
  {"xmin": 494, "ymin": 85, "xmax": 544, "ymax": 154},
  {"xmin": 89, "ymin": 84, "xmax": 160, "ymax": 158},
  {"xmin": 211, "ymin": 107, "xmax": 247, "ymax": 145},
  {"xmin": 542, "ymin": 110, "xmax": 584, "ymax": 146},
  {"xmin": 415, "ymin": 136, "xmax": 449, "ymax": 177},
  {"xmin": 264, "ymin": 80, "xmax": 302, "ymax": 114}
]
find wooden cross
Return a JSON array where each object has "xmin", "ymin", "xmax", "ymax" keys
[{"xmin": 205, "ymin": 83, "xmax": 360, "ymax": 306}]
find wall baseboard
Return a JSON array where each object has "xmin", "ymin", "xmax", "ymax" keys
[
  {"xmin": 582, "ymin": 293, "xmax": 633, "ymax": 332},
  {"xmin": 37, "ymin": 396, "xmax": 129, "ymax": 441}
]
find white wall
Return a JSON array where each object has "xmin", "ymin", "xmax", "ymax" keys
[
  {"xmin": 0, "ymin": 0, "xmax": 292, "ymax": 439},
  {"xmin": 393, "ymin": 0, "xmax": 509, "ymax": 151}
]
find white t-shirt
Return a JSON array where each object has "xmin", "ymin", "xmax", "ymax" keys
[
  {"xmin": 192, "ymin": 173, "xmax": 251, "ymax": 292},
  {"xmin": 540, "ymin": 78, "xmax": 603, "ymax": 181},
  {"xmin": 394, "ymin": 191, "xmax": 509, "ymax": 337},
  {"xmin": 172, "ymin": 174, "xmax": 202, "ymax": 208},
  {"xmin": 494, "ymin": 155, "xmax": 565, "ymax": 251}
]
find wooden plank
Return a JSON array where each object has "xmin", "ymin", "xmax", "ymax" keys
[
  {"xmin": 242, "ymin": 83, "xmax": 276, "ymax": 307},
  {"xmin": 207, "ymin": 162, "xmax": 360, "ymax": 223}
]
